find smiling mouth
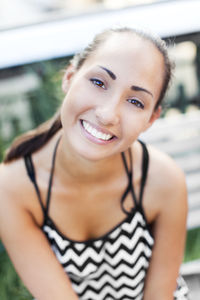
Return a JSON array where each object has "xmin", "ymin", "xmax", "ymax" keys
[{"xmin": 81, "ymin": 120, "xmax": 115, "ymax": 141}]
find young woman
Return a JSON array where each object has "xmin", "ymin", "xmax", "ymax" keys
[{"xmin": 0, "ymin": 27, "xmax": 188, "ymax": 300}]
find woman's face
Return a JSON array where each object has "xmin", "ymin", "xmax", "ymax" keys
[{"xmin": 61, "ymin": 33, "xmax": 164, "ymax": 161}]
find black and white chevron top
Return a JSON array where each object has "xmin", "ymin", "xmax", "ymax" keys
[{"xmin": 24, "ymin": 138, "xmax": 189, "ymax": 300}]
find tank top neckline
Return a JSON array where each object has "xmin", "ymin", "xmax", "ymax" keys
[
  {"xmin": 43, "ymin": 204, "xmax": 150, "ymax": 245},
  {"xmin": 24, "ymin": 136, "xmax": 150, "ymax": 244}
]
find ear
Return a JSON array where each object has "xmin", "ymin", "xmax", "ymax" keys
[
  {"xmin": 144, "ymin": 105, "xmax": 162, "ymax": 131},
  {"xmin": 62, "ymin": 65, "xmax": 76, "ymax": 93}
]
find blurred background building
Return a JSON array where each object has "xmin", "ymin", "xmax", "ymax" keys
[{"xmin": 0, "ymin": 0, "xmax": 164, "ymax": 29}]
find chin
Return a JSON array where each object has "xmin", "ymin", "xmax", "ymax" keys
[
  {"xmin": 64, "ymin": 125, "xmax": 132, "ymax": 161},
  {"xmin": 75, "ymin": 145, "xmax": 115, "ymax": 162}
]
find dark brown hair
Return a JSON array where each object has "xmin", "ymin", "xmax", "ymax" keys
[{"xmin": 4, "ymin": 27, "xmax": 173, "ymax": 163}]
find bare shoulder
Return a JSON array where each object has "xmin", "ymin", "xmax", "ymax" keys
[
  {"xmin": 147, "ymin": 144, "xmax": 187, "ymax": 194},
  {"xmin": 0, "ymin": 157, "xmax": 30, "ymax": 202},
  {"xmin": 0, "ymin": 157, "xmax": 43, "ymax": 236},
  {"xmin": 138, "ymin": 142, "xmax": 188, "ymax": 223}
]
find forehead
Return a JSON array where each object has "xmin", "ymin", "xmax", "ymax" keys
[
  {"xmin": 81, "ymin": 33, "xmax": 165, "ymax": 99},
  {"xmin": 97, "ymin": 33, "xmax": 162, "ymax": 60},
  {"xmin": 83, "ymin": 33, "xmax": 164, "ymax": 74}
]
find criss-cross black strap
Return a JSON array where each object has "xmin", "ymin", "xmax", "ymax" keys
[
  {"xmin": 138, "ymin": 140, "xmax": 149, "ymax": 204},
  {"xmin": 24, "ymin": 155, "xmax": 46, "ymax": 214},
  {"xmin": 45, "ymin": 136, "xmax": 61, "ymax": 216},
  {"xmin": 120, "ymin": 140, "xmax": 149, "ymax": 214},
  {"xmin": 24, "ymin": 136, "xmax": 61, "ymax": 217},
  {"xmin": 120, "ymin": 148, "xmax": 138, "ymax": 214}
]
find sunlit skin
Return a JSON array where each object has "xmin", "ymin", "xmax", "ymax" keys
[{"xmin": 0, "ymin": 32, "xmax": 187, "ymax": 300}]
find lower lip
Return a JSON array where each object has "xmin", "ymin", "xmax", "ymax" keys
[{"xmin": 80, "ymin": 120, "xmax": 116, "ymax": 145}]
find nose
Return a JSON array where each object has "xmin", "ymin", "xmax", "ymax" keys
[{"xmin": 95, "ymin": 101, "xmax": 120, "ymax": 126}]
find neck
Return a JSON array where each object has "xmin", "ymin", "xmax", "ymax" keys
[{"xmin": 55, "ymin": 132, "xmax": 126, "ymax": 184}]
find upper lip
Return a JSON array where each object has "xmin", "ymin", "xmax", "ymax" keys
[{"xmin": 81, "ymin": 119, "xmax": 116, "ymax": 137}]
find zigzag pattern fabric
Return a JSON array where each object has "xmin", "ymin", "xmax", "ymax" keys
[
  {"xmin": 43, "ymin": 209, "xmax": 154, "ymax": 300},
  {"xmin": 43, "ymin": 211, "xmax": 189, "ymax": 300}
]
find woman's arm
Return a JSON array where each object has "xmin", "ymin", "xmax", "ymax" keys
[
  {"xmin": 143, "ymin": 153, "xmax": 188, "ymax": 300},
  {"xmin": 0, "ymin": 164, "xmax": 78, "ymax": 300}
]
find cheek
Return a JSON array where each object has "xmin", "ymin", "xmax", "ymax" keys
[
  {"xmin": 121, "ymin": 111, "xmax": 152, "ymax": 140},
  {"xmin": 60, "ymin": 92, "xmax": 78, "ymax": 126},
  {"xmin": 61, "ymin": 87, "xmax": 94, "ymax": 125}
]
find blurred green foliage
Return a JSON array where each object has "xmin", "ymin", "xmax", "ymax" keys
[
  {"xmin": 0, "ymin": 250, "xmax": 32, "ymax": 300},
  {"xmin": 0, "ymin": 57, "xmax": 70, "ymax": 162},
  {"xmin": 26, "ymin": 60, "xmax": 65, "ymax": 127},
  {"xmin": 184, "ymin": 227, "xmax": 200, "ymax": 262}
]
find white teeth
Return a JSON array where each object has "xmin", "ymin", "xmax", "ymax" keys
[
  {"xmin": 92, "ymin": 128, "xmax": 97, "ymax": 136},
  {"xmin": 82, "ymin": 120, "xmax": 113, "ymax": 141},
  {"xmin": 84, "ymin": 122, "xmax": 89, "ymax": 130}
]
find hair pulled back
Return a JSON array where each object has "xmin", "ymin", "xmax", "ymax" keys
[{"xmin": 4, "ymin": 27, "xmax": 173, "ymax": 163}]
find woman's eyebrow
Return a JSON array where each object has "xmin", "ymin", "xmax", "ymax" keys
[
  {"xmin": 97, "ymin": 65, "xmax": 153, "ymax": 97},
  {"xmin": 131, "ymin": 85, "xmax": 153, "ymax": 98},
  {"xmin": 98, "ymin": 66, "xmax": 117, "ymax": 80}
]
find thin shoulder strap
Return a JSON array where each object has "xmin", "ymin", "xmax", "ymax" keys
[
  {"xmin": 24, "ymin": 136, "xmax": 61, "ymax": 217},
  {"xmin": 138, "ymin": 140, "xmax": 149, "ymax": 204},
  {"xmin": 45, "ymin": 136, "xmax": 61, "ymax": 216},
  {"xmin": 24, "ymin": 155, "xmax": 46, "ymax": 214},
  {"xmin": 120, "ymin": 149, "xmax": 138, "ymax": 213}
]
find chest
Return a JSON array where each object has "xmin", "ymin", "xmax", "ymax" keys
[
  {"xmin": 49, "ymin": 182, "xmax": 136, "ymax": 241},
  {"xmin": 33, "ymin": 156, "xmax": 157, "ymax": 241}
]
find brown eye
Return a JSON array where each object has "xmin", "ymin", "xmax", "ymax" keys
[
  {"xmin": 90, "ymin": 78, "xmax": 106, "ymax": 89},
  {"xmin": 127, "ymin": 98, "xmax": 144, "ymax": 109}
]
